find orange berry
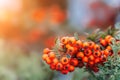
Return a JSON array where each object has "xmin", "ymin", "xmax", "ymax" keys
[
  {"xmin": 93, "ymin": 51, "xmax": 101, "ymax": 57},
  {"xmin": 61, "ymin": 57, "xmax": 69, "ymax": 65},
  {"xmin": 107, "ymin": 38, "xmax": 114, "ymax": 43},
  {"xmin": 104, "ymin": 49, "xmax": 109, "ymax": 56},
  {"xmin": 70, "ymin": 58, "xmax": 79, "ymax": 67},
  {"xmin": 56, "ymin": 63, "xmax": 63, "ymax": 71},
  {"xmin": 46, "ymin": 57, "xmax": 52, "ymax": 64},
  {"xmin": 105, "ymin": 35, "xmax": 112, "ymax": 40},
  {"xmin": 82, "ymin": 56, "xmax": 88, "ymax": 63},
  {"xmin": 74, "ymin": 47, "xmax": 78, "ymax": 52},
  {"xmin": 88, "ymin": 55, "xmax": 95, "ymax": 61},
  {"xmin": 83, "ymin": 42, "xmax": 89, "ymax": 49},
  {"xmin": 75, "ymin": 40, "xmax": 83, "ymax": 48},
  {"xmin": 94, "ymin": 44, "xmax": 100, "ymax": 50},
  {"xmin": 84, "ymin": 49, "xmax": 92, "ymax": 56},
  {"xmin": 42, "ymin": 54, "xmax": 48, "ymax": 60},
  {"xmin": 53, "ymin": 58, "xmax": 59, "ymax": 65},
  {"xmin": 100, "ymin": 38, "xmax": 107, "ymax": 46},
  {"xmin": 61, "ymin": 37, "xmax": 68, "ymax": 44},
  {"xmin": 77, "ymin": 52, "xmax": 84, "ymax": 58},
  {"xmin": 49, "ymin": 52, "xmax": 56, "ymax": 59},
  {"xmin": 88, "ymin": 42, "xmax": 95, "ymax": 49},
  {"xmin": 94, "ymin": 58, "xmax": 100, "ymax": 63},
  {"xmin": 89, "ymin": 61, "xmax": 94, "ymax": 66},
  {"xmin": 105, "ymin": 35, "xmax": 113, "ymax": 43},
  {"xmin": 69, "ymin": 65, "xmax": 75, "ymax": 72},
  {"xmin": 66, "ymin": 44, "xmax": 71, "ymax": 49},
  {"xmin": 106, "ymin": 46, "xmax": 112, "ymax": 50},
  {"xmin": 43, "ymin": 48, "xmax": 50, "ymax": 54},
  {"xmin": 67, "ymin": 47, "xmax": 75, "ymax": 55},
  {"xmin": 68, "ymin": 37, "xmax": 76, "ymax": 45}
]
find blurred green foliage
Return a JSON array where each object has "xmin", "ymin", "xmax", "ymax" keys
[
  {"xmin": 72, "ymin": 68, "xmax": 89, "ymax": 80},
  {"xmin": 0, "ymin": 44, "xmax": 53, "ymax": 80}
]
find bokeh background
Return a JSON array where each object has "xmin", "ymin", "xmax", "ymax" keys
[{"xmin": 0, "ymin": 0, "xmax": 120, "ymax": 80}]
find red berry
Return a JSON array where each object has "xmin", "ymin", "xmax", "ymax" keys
[
  {"xmin": 70, "ymin": 58, "xmax": 79, "ymax": 67},
  {"xmin": 92, "ymin": 66, "xmax": 99, "ymax": 73},
  {"xmin": 82, "ymin": 56, "xmax": 88, "ymax": 63},
  {"xmin": 88, "ymin": 42, "xmax": 95, "ymax": 49},
  {"xmin": 84, "ymin": 49, "xmax": 92, "ymax": 56},
  {"xmin": 94, "ymin": 58, "xmax": 100, "ymax": 64},
  {"xmin": 93, "ymin": 51, "xmax": 101, "ymax": 57},
  {"xmin": 61, "ymin": 70, "xmax": 69, "ymax": 74},
  {"xmin": 101, "ymin": 55, "xmax": 107, "ymax": 62},
  {"xmin": 69, "ymin": 65, "xmax": 75, "ymax": 72},
  {"xmin": 88, "ymin": 55, "xmax": 95, "ymax": 61},
  {"xmin": 63, "ymin": 64, "xmax": 70, "ymax": 70},
  {"xmin": 56, "ymin": 63, "xmax": 63, "ymax": 71},
  {"xmin": 78, "ymin": 62, "xmax": 84, "ymax": 68},
  {"xmin": 77, "ymin": 52, "xmax": 84, "ymax": 58},
  {"xmin": 89, "ymin": 61, "xmax": 94, "ymax": 66},
  {"xmin": 50, "ymin": 64, "xmax": 56, "ymax": 70}
]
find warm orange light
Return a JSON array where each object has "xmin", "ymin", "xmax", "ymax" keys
[
  {"xmin": 0, "ymin": 0, "xmax": 22, "ymax": 22},
  {"xmin": 0, "ymin": 0, "xmax": 22, "ymax": 12}
]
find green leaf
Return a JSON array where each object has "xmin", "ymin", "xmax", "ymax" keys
[
  {"xmin": 115, "ymin": 23, "xmax": 120, "ymax": 29},
  {"xmin": 109, "ymin": 75, "xmax": 115, "ymax": 80},
  {"xmin": 74, "ymin": 32, "xmax": 79, "ymax": 40}
]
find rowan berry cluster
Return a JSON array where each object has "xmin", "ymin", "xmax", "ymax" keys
[{"xmin": 42, "ymin": 35, "xmax": 115, "ymax": 74}]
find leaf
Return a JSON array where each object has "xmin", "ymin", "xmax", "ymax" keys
[
  {"xmin": 115, "ymin": 23, "xmax": 120, "ymax": 29},
  {"xmin": 93, "ymin": 28, "xmax": 101, "ymax": 34},
  {"xmin": 53, "ymin": 38, "xmax": 61, "ymax": 53},
  {"xmin": 109, "ymin": 75, "xmax": 115, "ymax": 80},
  {"xmin": 74, "ymin": 32, "xmax": 79, "ymax": 40},
  {"xmin": 111, "ymin": 39, "xmax": 120, "ymax": 54},
  {"xmin": 115, "ymin": 31, "xmax": 120, "ymax": 40}
]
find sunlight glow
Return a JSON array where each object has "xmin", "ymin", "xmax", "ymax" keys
[{"xmin": 0, "ymin": 0, "xmax": 22, "ymax": 22}]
